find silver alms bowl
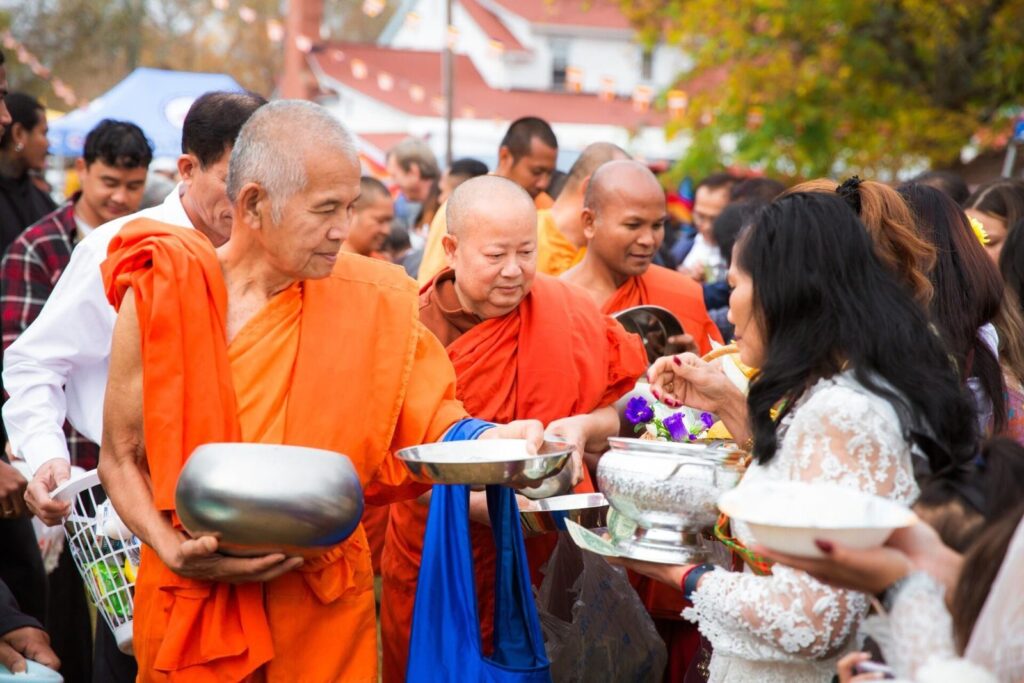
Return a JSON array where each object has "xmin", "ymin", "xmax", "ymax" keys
[
  {"xmin": 597, "ymin": 438, "xmax": 743, "ymax": 563},
  {"xmin": 395, "ymin": 439, "xmax": 572, "ymax": 487},
  {"xmin": 175, "ymin": 443, "xmax": 364, "ymax": 558}
]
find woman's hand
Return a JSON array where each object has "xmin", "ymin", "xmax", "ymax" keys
[
  {"xmin": 757, "ymin": 522, "xmax": 960, "ymax": 596},
  {"xmin": 605, "ymin": 555, "xmax": 691, "ymax": 590},
  {"xmin": 646, "ymin": 353, "xmax": 750, "ymax": 442}
]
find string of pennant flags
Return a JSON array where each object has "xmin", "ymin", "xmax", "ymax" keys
[
  {"xmin": 1, "ymin": 30, "xmax": 82, "ymax": 108},
  {"xmin": 1, "ymin": 0, "xmax": 691, "ymax": 120}
]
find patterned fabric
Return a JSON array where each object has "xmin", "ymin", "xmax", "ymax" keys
[
  {"xmin": 684, "ymin": 371, "xmax": 920, "ymax": 683},
  {"xmin": 1, "ymin": 196, "xmax": 99, "ymax": 469}
]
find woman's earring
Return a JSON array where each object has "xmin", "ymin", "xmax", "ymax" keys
[{"xmin": 14, "ymin": 143, "xmax": 23, "ymax": 152}]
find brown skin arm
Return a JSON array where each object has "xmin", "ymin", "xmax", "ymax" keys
[{"xmin": 98, "ymin": 292, "xmax": 302, "ymax": 583}]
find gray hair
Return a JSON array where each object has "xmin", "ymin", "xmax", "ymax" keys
[
  {"xmin": 387, "ymin": 137, "xmax": 440, "ymax": 180},
  {"xmin": 226, "ymin": 100, "xmax": 359, "ymax": 222}
]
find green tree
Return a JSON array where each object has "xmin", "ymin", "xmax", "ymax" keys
[{"xmin": 622, "ymin": 0, "xmax": 1024, "ymax": 179}]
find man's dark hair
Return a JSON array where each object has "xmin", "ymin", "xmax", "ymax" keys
[
  {"xmin": 499, "ymin": 116, "xmax": 557, "ymax": 160},
  {"xmin": 0, "ymin": 93, "xmax": 45, "ymax": 150},
  {"xmin": 0, "ymin": 48, "xmax": 5, "ymax": 65},
  {"xmin": 912, "ymin": 170, "xmax": 969, "ymax": 205},
  {"xmin": 695, "ymin": 171, "xmax": 736, "ymax": 194},
  {"xmin": 181, "ymin": 91, "xmax": 268, "ymax": 168},
  {"xmin": 730, "ymin": 177, "xmax": 785, "ymax": 203},
  {"xmin": 713, "ymin": 200, "xmax": 763, "ymax": 266},
  {"xmin": 82, "ymin": 119, "xmax": 153, "ymax": 169},
  {"xmin": 448, "ymin": 157, "xmax": 488, "ymax": 178}
]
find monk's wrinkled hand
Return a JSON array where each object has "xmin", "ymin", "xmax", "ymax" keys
[
  {"xmin": 162, "ymin": 533, "xmax": 304, "ymax": 584},
  {"xmin": 480, "ymin": 419, "xmax": 546, "ymax": 455},
  {"xmin": 543, "ymin": 416, "xmax": 589, "ymax": 487},
  {"xmin": 0, "ymin": 625, "xmax": 60, "ymax": 675},
  {"xmin": 25, "ymin": 458, "xmax": 72, "ymax": 526}
]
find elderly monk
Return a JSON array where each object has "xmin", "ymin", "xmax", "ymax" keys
[
  {"xmin": 537, "ymin": 142, "xmax": 630, "ymax": 277},
  {"xmin": 562, "ymin": 160, "xmax": 722, "ymax": 355},
  {"xmin": 96, "ymin": 101, "xmax": 543, "ymax": 683},
  {"xmin": 416, "ymin": 117, "xmax": 558, "ymax": 285},
  {"xmin": 380, "ymin": 176, "xmax": 647, "ymax": 682},
  {"xmin": 341, "ymin": 175, "xmax": 394, "ymax": 260}
]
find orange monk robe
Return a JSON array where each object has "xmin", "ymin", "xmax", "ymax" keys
[
  {"xmin": 416, "ymin": 191, "xmax": 555, "ymax": 286},
  {"xmin": 602, "ymin": 264, "xmax": 723, "ymax": 355},
  {"xmin": 536, "ymin": 209, "xmax": 585, "ymax": 277},
  {"xmin": 379, "ymin": 269, "xmax": 647, "ymax": 683},
  {"xmin": 102, "ymin": 220, "xmax": 468, "ymax": 683}
]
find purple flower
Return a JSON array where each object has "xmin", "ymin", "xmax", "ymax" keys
[
  {"xmin": 663, "ymin": 412, "xmax": 686, "ymax": 441},
  {"xmin": 625, "ymin": 396, "xmax": 654, "ymax": 424},
  {"xmin": 699, "ymin": 412, "xmax": 715, "ymax": 430}
]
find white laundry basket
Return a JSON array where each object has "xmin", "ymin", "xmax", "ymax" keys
[{"xmin": 53, "ymin": 470, "xmax": 140, "ymax": 655}]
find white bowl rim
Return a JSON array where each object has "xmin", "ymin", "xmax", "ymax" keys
[{"xmin": 718, "ymin": 480, "xmax": 917, "ymax": 530}]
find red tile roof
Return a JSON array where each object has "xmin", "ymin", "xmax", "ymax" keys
[
  {"xmin": 460, "ymin": 0, "xmax": 526, "ymax": 52},
  {"xmin": 486, "ymin": 0, "xmax": 631, "ymax": 30},
  {"xmin": 312, "ymin": 43, "xmax": 665, "ymax": 128}
]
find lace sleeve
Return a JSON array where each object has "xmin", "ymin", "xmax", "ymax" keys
[{"xmin": 685, "ymin": 381, "xmax": 918, "ymax": 662}]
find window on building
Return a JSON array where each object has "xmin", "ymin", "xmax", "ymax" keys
[
  {"xmin": 641, "ymin": 47, "xmax": 654, "ymax": 81},
  {"xmin": 551, "ymin": 38, "xmax": 570, "ymax": 91}
]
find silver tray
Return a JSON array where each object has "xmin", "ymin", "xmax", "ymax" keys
[
  {"xmin": 396, "ymin": 438, "xmax": 572, "ymax": 487},
  {"xmin": 613, "ymin": 305, "xmax": 685, "ymax": 364},
  {"xmin": 520, "ymin": 493, "xmax": 608, "ymax": 534}
]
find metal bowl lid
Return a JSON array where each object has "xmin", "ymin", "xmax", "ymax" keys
[
  {"xmin": 612, "ymin": 305, "xmax": 685, "ymax": 364},
  {"xmin": 607, "ymin": 437, "xmax": 743, "ymax": 464}
]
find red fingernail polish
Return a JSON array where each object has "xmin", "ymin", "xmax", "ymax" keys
[
  {"xmin": 672, "ymin": 356, "xmax": 682, "ymax": 366},
  {"xmin": 814, "ymin": 539, "xmax": 833, "ymax": 553}
]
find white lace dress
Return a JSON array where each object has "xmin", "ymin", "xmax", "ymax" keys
[{"xmin": 683, "ymin": 372, "xmax": 920, "ymax": 683}]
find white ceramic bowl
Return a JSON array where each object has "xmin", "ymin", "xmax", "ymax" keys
[{"xmin": 717, "ymin": 480, "xmax": 917, "ymax": 557}]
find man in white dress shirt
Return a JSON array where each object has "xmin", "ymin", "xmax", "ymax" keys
[{"xmin": 2, "ymin": 90, "xmax": 265, "ymax": 680}]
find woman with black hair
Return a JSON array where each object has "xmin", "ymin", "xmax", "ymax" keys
[
  {"xmin": 897, "ymin": 183, "xmax": 1016, "ymax": 442},
  {"xmin": 0, "ymin": 93, "xmax": 55, "ymax": 256},
  {"xmin": 621, "ymin": 192, "xmax": 976, "ymax": 682}
]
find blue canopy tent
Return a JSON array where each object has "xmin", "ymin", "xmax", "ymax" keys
[{"xmin": 47, "ymin": 67, "xmax": 244, "ymax": 158}]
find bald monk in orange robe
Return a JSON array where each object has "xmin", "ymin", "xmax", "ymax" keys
[
  {"xmin": 563, "ymin": 159, "xmax": 723, "ymax": 356},
  {"xmin": 381, "ymin": 177, "xmax": 647, "ymax": 683},
  {"xmin": 536, "ymin": 142, "xmax": 631, "ymax": 277},
  {"xmin": 562, "ymin": 159, "xmax": 720, "ymax": 680},
  {"xmin": 96, "ymin": 102, "xmax": 544, "ymax": 683}
]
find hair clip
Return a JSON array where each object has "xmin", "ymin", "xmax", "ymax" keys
[{"xmin": 835, "ymin": 176, "xmax": 863, "ymax": 215}]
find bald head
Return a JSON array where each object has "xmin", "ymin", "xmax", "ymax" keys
[
  {"xmin": 443, "ymin": 176, "xmax": 538, "ymax": 319},
  {"xmin": 581, "ymin": 160, "xmax": 667, "ymax": 278},
  {"xmin": 564, "ymin": 142, "xmax": 630, "ymax": 195},
  {"xmin": 446, "ymin": 175, "xmax": 535, "ymax": 238},
  {"xmin": 584, "ymin": 160, "xmax": 663, "ymax": 217},
  {"xmin": 355, "ymin": 176, "xmax": 390, "ymax": 210}
]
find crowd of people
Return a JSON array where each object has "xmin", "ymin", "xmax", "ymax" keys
[{"xmin": 0, "ymin": 44, "xmax": 1023, "ymax": 682}]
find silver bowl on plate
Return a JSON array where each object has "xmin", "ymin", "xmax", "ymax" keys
[
  {"xmin": 598, "ymin": 437, "xmax": 743, "ymax": 563},
  {"xmin": 175, "ymin": 443, "xmax": 364, "ymax": 558},
  {"xmin": 520, "ymin": 493, "xmax": 608, "ymax": 534},
  {"xmin": 396, "ymin": 439, "xmax": 572, "ymax": 487}
]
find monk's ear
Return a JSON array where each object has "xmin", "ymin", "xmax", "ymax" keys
[
  {"xmin": 496, "ymin": 146, "xmax": 513, "ymax": 173},
  {"xmin": 177, "ymin": 154, "xmax": 197, "ymax": 184},
  {"xmin": 581, "ymin": 207, "xmax": 597, "ymax": 241},
  {"xmin": 442, "ymin": 233, "xmax": 458, "ymax": 265},
  {"xmin": 237, "ymin": 182, "xmax": 264, "ymax": 230}
]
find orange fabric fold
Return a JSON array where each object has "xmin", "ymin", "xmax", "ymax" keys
[
  {"xmin": 103, "ymin": 219, "xmax": 467, "ymax": 682},
  {"xmin": 602, "ymin": 264, "xmax": 723, "ymax": 356},
  {"xmin": 381, "ymin": 271, "xmax": 647, "ymax": 682}
]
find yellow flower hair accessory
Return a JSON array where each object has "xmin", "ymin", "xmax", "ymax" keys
[{"xmin": 970, "ymin": 216, "xmax": 990, "ymax": 246}]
